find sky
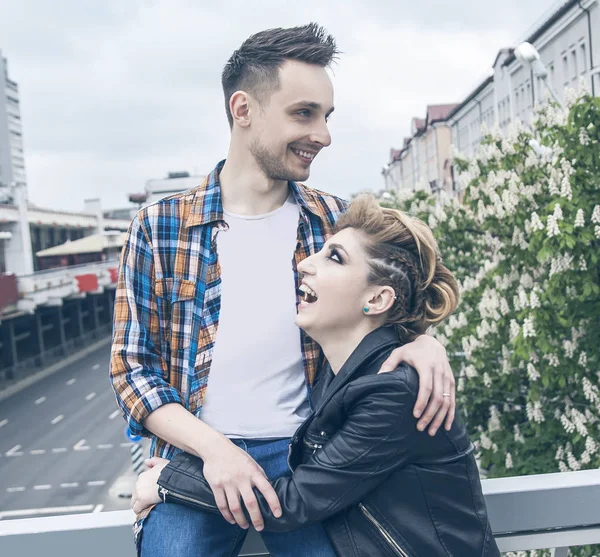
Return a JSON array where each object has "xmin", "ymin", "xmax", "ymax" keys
[{"xmin": 0, "ymin": 0, "xmax": 561, "ymax": 212}]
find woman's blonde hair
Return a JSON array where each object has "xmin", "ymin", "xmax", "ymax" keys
[{"xmin": 335, "ymin": 194, "xmax": 459, "ymax": 342}]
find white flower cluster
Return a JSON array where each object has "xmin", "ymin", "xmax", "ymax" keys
[
  {"xmin": 464, "ymin": 364, "xmax": 478, "ymax": 379},
  {"xmin": 505, "ymin": 452, "xmax": 513, "ymax": 469},
  {"xmin": 579, "ymin": 127, "xmax": 591, "ymax": 146},
  {"xmin": 509, "ymin": 320, "xmax": 520, "ymax": 342},
  {"xmin": 479, "ymin": 432, "xmax": 492, "ymax": 450},
  {"xmin": 582, "ymin": 376, "xmax": 598, "ymax": 403},
  {"xmin": 543, "ymin": 352, "xmax": 560, "ymax": 367},
  {"xmin": 549, "ymin": 253, "xmax": 574, "ymax": 277},
  {"xmin": 526, "ymin": 400, "xmax": 545, "ymax": 423},
  {"xmin": 527, "ymin": 362, "xmax": 540, "ymax": 382},
  {"xmin": 488, "ymin": 405, "xmax": 501, "ymax": 432},
  {"xmin": 513, "ymin": 424, "xmax": 525, "ymax": 444},
  {"xmin": 574, "ymin": 208, "xmax": 585, "ymax": 227},
  {"xmin": 529, "ymin": 212, "xmax": 545, "ymax": 232},
  {"xmin": 522, "ymin": 315, "xmax": 536, "ymax": 338},
  {"xmin": 563, "ymin": 339, "xmax": 576, "ymax": 358},
  {"xmin": 592, "ymin": 205, "xmax": 600, "ymax": 224},
  {"xmin": 579, "ymin": 351, "xmax": 588, "ymax": 368},
  {"xmin": 546, "ymin": 203, "xmax": 564, "ymax": 237}
]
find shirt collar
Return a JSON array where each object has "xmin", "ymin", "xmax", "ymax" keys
[{"xmin": 185, "ymin": 159, "xmax": 325, "ymax": 228}]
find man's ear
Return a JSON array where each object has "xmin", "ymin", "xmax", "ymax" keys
[{"xmin": 229, "ymin": 91, "xmax": 251, "ymax": 128}]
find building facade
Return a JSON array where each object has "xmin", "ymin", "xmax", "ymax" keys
[
  {"xmin": 0, "ymin": 50, "xmax": 26, "ymax": 188},
  {"xmin": 448, "ymin": 0, "xmax": 599, "ymax": 160},
  {"xmin": 383, "ymin": 0, "xmax": 599, "ymax": 196},
  {"xmin": 382, "ymin": 105, "xmax": 458, "ymax": 197}
]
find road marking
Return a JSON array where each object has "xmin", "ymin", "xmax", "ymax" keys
[
  {"xmin": 30, "ymin": 449, "xmax": 46, "ymax": 455},
  {"xmin": 109, "ymin": 409, "xmax": 120, "ymax": 420},
  {"xmin": 92, "ymin": 364, "xmax": 100, "ymax": 370},
  {"xmin": 73, "ymin": 439, "xmax": 90, "ymax": 451},
  {"xmin": 93, "ymin": 504, "xmax": 104, "ymax": 513},
  {"xmin": 52, "ymin": 447, "xmax": 67, "ymax": 453},
  {"xmin": 33, "ymin": 485, "xmax": 52, "ymax": 490},
  {"xmin": 85, "ymin": 392, "xmax": 96, "ymax": 401},
  {"xmin": 60, "ymin": 483, "xmax": 79, "ymax": 488},
  {"xmin": 120, "ymin": 442, "xmax": 132, "ymax": 448},
  {"xmin": 6, "ymin": 487, "xmax": 25, "ymax": 493},
  {"xmin": 5, "ymin": 445, "xmax": 23, "ymax": 457},
  {"xmin": 0, "ymin": 505, "xmax": 94, "ymax": 519},
  {"xmin": 35, "ymin": 396, "xmax": 46, "ymax": 405},
  {"xmin": 66, "ymin": 378, "xmax": 76, "ymax": 386},
  {"xmin": 0, "ymin": 419, "xmax": 8, "ymax": 428},
  {"xmin": 51, "ymin": 415, "xmax": 64, "ymax": 425},
  {"xmin": 97, "ymin": 444, "xmax": 113, "ymax": 450},
  {"xmin": 87, "ymin": 481, "xmax": 106, "ymax": 487}
]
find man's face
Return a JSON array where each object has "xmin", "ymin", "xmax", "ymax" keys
[{"xmin": 249, "ymin": 59, "xmax": 334, "ymax": 182}]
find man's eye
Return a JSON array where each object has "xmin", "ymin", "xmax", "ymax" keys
[{"xmin": 298, "ymin": 110, "xmax": 311, "ymax": 118}]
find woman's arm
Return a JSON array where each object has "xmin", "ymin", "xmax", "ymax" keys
[{"xmin": 158, "ymin": 372, "xmax": 417, "ymax": 531}]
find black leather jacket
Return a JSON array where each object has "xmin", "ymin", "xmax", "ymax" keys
[{"xmin": 158, "ymin": 326, "xmax": 500, "ymax": 556}]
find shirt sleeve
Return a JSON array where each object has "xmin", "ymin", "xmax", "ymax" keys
[{"xmin": 109, "ymin": 214, "xmax": 184, "ymax": 437}]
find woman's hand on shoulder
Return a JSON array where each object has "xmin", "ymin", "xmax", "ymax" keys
[{"xmin": 131, "ymin": 457, "xmax": 170, "ymax": 515}]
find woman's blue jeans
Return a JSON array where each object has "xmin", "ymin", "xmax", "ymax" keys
[{"xmin": 140, "ymin": 438, "xmax": 336, "ymax": 557}]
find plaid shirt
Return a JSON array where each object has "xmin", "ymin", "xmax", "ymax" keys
[{"xmin": 109, "ymin": 160, "xmax": 347, "ymax": 543}]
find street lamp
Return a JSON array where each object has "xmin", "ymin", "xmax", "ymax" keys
[{"xmin": 514, "ymin": 42, "xmax": 561, "ymax": 105}]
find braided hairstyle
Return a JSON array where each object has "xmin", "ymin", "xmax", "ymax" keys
[{"xmin": 335, "ymin": 194, "xmax": 459, "ymax": 343}]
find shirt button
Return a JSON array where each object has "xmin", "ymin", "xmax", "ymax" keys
[{"xmin": 321, "ymin": 431, "xmax": 327, "ymax": 436}]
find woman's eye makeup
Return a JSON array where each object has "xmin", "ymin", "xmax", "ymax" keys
[{"xmin": 327, "ymin": 248, "xmax": 342, "ymax": 263}]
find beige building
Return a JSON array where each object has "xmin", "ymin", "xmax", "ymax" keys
[{"xmin": 382, "ymin": 104, "xmax": 458, "ymax": 197}]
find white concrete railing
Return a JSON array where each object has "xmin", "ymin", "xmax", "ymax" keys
[
  {"xmin": 1, "ymin": 469, "xmax": 599, "ymax": 556},
  {"xmin": 17, "ymin": 261, "xmax": 118, "ymax": 313}
]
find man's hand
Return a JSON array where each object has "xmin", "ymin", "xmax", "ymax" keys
[
  {"xmin": 202, "ymin": 437, "xmax": 282, "ymax": 532},
  {"xmin": 378, "ymin": 334, "xmax": 455, "ymax": 435},
  {"xmin": 131, "ymin": 457, "xmax": 169, "ymax": 514}
]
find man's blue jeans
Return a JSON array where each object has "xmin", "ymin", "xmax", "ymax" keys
[{"xmin": 140, "ymin": 438, "xmax": 337, "ymax": 557}]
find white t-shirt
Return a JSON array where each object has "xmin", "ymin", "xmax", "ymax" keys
[{"xmin": 198, "ymin": 195, "xmax": 310, "ymax": 438}]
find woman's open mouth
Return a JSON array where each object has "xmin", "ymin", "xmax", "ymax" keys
[{"xmin": 298, "ymin": 284, "xmax": 318, "ymax": 306}]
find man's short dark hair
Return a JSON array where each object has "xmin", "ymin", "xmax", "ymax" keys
[{"xmin": 222, "ymin": 23, "xmax": 338, "ymax": 128}]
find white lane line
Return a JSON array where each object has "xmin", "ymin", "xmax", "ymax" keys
[
  {"xmin": 87, "ymin": 481, "xmax": 106, "ymax": 487},
  {"xmin": 6, "ymin": 487, "xmax": 26, "ymax": 493},
  {"xmin": 0, "ymin": 505, "xmax": 94, "ymax": 519},
  {"xmin": 60, "ymin": 483, "xmax": 79, "ymax": 488},
  {"xmin": 52, "ymin": 447, "xmax": 68, "ymax": 453},
  {"xmin": 85, "ymin": 392, "xmax": 96, "ymax": 401},
  {"xmin": 97, "ymin": 444, "xmax": 113, "ymax": 450},
  {"xmin": 5, "ymin": 445, "xmax": 23, "ymax": 457},
  {"xmin": 35, "ymin": 396, "xmax": 47, "ymax": 405},
  {"xmin": 108, "ymin": 409, "xmax": 120, "ymax": 420},
  {"xmin": 51, "ymin": 415, "xmax": 64, "ymax": 425},
  {"xmin": 120, "ymin": 442, "xmax": 132, "ymax": 448},
  {"xmin": 93, "ymin": 504, "xmax": 104, "ymax": 513},
  {"xmin": 66, "ymin": 378, "xmax": 76, "ymax": 386},
  {"xmin": 0, "ymin": 419, "xmax": 8, "ymax": 428},
  {"xmin": 30, "ymin": 449, "xmax": 46, "ymax": 455},
  {"xmin": 73, "ymin": 439, "xmax": 90, "ymax": 451},
  {"xmin": 92, "ymin": 364, "xmax": 100, "ymax": 370},
  {"xmin": 33, "ymin": 485, "xmax": 52, "ymax": 490}
]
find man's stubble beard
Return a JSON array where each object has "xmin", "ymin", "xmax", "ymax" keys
[{"xmin": 249, "ymin": 138, "xmax": 309, "ymax": 183}]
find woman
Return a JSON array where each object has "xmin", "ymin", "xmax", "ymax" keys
[{"xmin": 132, "ymin": 194, "xmax": 499, "ymax": 556}]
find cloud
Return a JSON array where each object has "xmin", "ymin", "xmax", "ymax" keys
[{"xmin": 0, "ymin": 0, "xmax": 558, "ymax": 210}]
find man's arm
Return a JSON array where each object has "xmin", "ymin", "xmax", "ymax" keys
[
  {"xmin": 378, "ymin": 334, "xmax": 455, "ymax": 435},
  {"xmin": 157, "ymin": 374, "xmax": 416, "ymax": 531},
  {"xmin": 110, "ymin": 216, "xmax": 280, "ymax": 528}
]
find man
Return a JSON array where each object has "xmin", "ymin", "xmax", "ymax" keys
[{"xmin": 110, "ymin": 23, "xmax": 456, "ymax": 557}]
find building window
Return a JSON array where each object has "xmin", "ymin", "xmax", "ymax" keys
[
  {"xmin": 549, "ymin": 63, "xmax": 555, "ymax": 88},
  {"xmin": 580, "ymin": 43, "xmax": 587, "ymax": 74},
  {"xmin": 563, "ymin": 55, "xmax": 569, "ymax": 86},
  {"xmin": 571, "ymin": 50, "xmax": 578, "ymax": 81}
]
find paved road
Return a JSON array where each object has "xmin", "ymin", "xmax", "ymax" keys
[{"xmin": 0, "ymin": 341, "xmax": 138, "ymax": 520}]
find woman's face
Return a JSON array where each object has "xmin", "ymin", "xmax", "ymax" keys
[{"xmin": 295, "ymin": 228, "xmax": 375, "ymax": 338}]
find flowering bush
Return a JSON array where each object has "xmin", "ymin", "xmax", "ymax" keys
[{"xmin": 383, "ymin": 90, "xmax": 599, "ymax": 554}]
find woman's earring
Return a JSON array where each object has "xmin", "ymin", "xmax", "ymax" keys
[{"xmin": 363, "ymin": 307, "xmax": 370, "ymax": 314}]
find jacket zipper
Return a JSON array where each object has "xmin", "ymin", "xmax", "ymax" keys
[
  {"xmin": 159, "ymin": 487, "xmax": 217, "ymax": 510},
  {"xmin": 358, "ymin": 503, "xmax": 410, "ymax": 557},
  {"xmin": 303, "ymin": 439, "xmax": 323, "ymax": 453}
]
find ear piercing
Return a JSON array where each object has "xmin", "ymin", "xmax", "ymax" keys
[{"xmin": 363, "ymin": 307, "xmax": 369, "ymax": 314}]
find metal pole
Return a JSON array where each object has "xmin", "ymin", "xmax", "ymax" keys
[{"xmin": 34, "ymin": 311, "xmax": 45, "ymax": 366}]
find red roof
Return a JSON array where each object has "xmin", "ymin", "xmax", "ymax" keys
[{"xmin": 426, "ymin": 104, "xmax": 459, "ymax": 123}]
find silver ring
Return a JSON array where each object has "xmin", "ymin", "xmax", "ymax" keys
[{"xmin": 442, "ymin": 393, "xmax": 451, "ymax": 397}]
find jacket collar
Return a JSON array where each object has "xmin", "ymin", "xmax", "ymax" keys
[
  {"xmin": 184, "ymin": 159, "xmax": 325, "ymax": 229},
  {"xmin": 315, "ymin": 326, "xmax": 401, "ymax": 412}
]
